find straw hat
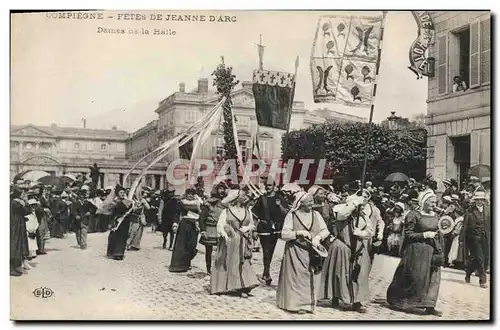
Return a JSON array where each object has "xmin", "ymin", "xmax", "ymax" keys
[
  {"xmin": 472, "ymin": 191, "xmax": 487, "ymax": 200},
  {"xmin": 469, "ymin": 176, "xmax": 480, "ymax": 182}
]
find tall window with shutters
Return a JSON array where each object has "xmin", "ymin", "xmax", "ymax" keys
[
  {"xmin": 437, "ymin": 35, "xmax": 448, "ymax": 95},
  {"xmin": 438, "ymin": 16, "xmax": 491, "ymax": 96},
  {"xmin": 259, "ymin": 140, "xmax": 270, "ymax": 160},
  {"xmin": 469, "ymin": 17, "xmax": 490, "ymax": 88},
  {"xmin": 469, "ymin": 21, "xmax": 480, "ymax": 88},
  {"xmin": 480, "ymin": 18, "xmax": 491, "ymax": 85}
]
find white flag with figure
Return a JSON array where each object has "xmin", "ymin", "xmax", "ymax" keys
[{"xmin": 311, "ymin": 12, "xmax": 384, "ymax": 107}]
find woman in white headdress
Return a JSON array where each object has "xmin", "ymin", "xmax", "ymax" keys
[
  {"xmin": 26, "ymin": 199, "xmax": 40, "ymax": 260},
  {"xmin": 211, "ymin": 188, "xmax": 260, "ymax": 298},
  {"xmin": 276, "ymin": 191, "xmax": 330, "ymax": 314},
  {"xmin": 386, "ymin": 190, "xmax": 444, "ymax": 317},
  {"xmin": 319, "ymin": 192, "xmax": 373, "ymax": 313}
]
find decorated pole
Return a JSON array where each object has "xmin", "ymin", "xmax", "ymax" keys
[{"xmin": 212, "ymin": 56, "xmax": 240, "ymax": 184}]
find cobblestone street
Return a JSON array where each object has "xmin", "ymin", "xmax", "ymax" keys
[{"xmin": 10, "ymin": 230, "xmax": 490, "ymax": 321}]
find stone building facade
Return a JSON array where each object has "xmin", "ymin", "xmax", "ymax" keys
[
  {"xmin": 11, "ymin": 78, "xmax": 365, "ymax": 192},
  {"xmin": 426, "ymin": 11, "xmax": 490, "ymax": 190},
  {"xmin": 10, "ymin": 124, "xmax": 168, "ymax": 189}
]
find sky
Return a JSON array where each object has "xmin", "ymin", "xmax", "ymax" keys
[{"xmin": 11, "ymin": 10, "xmax": 428, "ymax": 132}]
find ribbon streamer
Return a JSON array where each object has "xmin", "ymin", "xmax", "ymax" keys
[
  {"xmin": 124, "ymin": 97, "xmax": 226, "ymax": 184},
  {"xmin": 188, "ymin": 106, "xmax": 224, "ymax": 183},
  {"xmin": 126, "ymin": 98, "xmax": 226, "ymax": 200}
]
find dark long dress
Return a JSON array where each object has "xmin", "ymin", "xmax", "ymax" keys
[
  {"xmin": 169, "ymin": 197, "xmax": 201, "ymax": 272},
  {"xmin": 50, "ymin": 199, "xmax": 68, "ymax": 238},
  {"xmin": 320, "ymin": 208, "xmax": 372, "ymax": 305},
  {"xmin": 168, "ymin": 216, "xmax": 199, "ymax": 272},
  {"xmin": 157, "ymin": 197, "xmax": 181, "ymax": 233},
  {"xmin": 10, "ymin": 199, "xmax": 31, "ymax": 269},
  {"xmin": 387, "ymin": 211, "xmax": 443, "ymax": 310},
  {"xmin": 106, "ymin": 200, "xmax": 132, "ymax": 260}
]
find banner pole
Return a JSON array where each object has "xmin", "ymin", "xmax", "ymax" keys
[
  {"xmin": 280, "ymin": 56, "xmax": 299, "ymax": 186},
  {"xmin": 357, "ymin": 11, "xmax": 387, "ymax": 220}
]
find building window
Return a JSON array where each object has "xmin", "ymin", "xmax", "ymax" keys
[
  {"xmin": 213, "ymin": 137, "xmax": 225, "ymax": 159},
  {"xmin": 101, "ymin": 143, "xmax": 107, "ymax": 151},
  {"xmin": 451, "ymin": 136, "xmax": 471, "ymax": 189},
  {"xmin": 259, "ymin": 140, "xmax": 270, "ymax": 160},
  {"xmin": 237, "ymin": 116, "xmax": 250, "ymax": 126},
  {"xmin": 238, "ymin": 139, "xmax": 251, "ymax": 162},
  {"xmin": 75, "ymin": 142, "xmax": 80, "ymax": 149},
  {"xmin": 449, "ymin": 19, "xmax": 490, "ymax": 90},
  {"xmin": 186, "ymin": 110, "xmax": 196, "ymax": 123},
  {"xmin": 454, "ymin": 27, "xmax": 470, "ymax": 88}
]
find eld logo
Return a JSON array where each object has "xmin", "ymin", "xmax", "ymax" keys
[{"xmin": 33, "ymin": 287, "xmax": 54, "ymax": 299}]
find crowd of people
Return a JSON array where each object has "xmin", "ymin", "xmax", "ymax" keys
[{"xmin": 10, "ymin": 172, "xmax": 490, "ymax": 317}]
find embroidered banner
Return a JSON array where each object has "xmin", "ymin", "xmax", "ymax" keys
[
  {"xmin": 252, "ymin": 69, "xmax": 296, "ymax": 130},
  {"xmin": 310, "ymin": 12, "xmax": 384, "ymax": 107},
  {"xmin": 408, "ymin": 11, "xmax": 436, "ymax": 79}
]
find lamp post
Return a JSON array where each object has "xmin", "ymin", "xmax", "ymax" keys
[{"xmin": 387, "ymin": 111, "xmax": 401, "ymax": 131}]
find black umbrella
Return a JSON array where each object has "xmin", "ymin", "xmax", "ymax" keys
[
  {"xmin": 37, "ymin": 176, "xmax": 69, "ymax": 188},
  {"xmin": 384, "ymin": 172, "xmax": 409, "ymax": 183},
  {"xmin": 469, "ymin": 164, "xmax": 490, "ymax": 179}
]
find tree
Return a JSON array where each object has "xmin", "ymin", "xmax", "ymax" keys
[
  {"xmin": 282, "ymin": 121, "xmax": 427, "ymax": 187},
  {"xmin": 212, "ymin": 57, "xmax": 240, "ymax": 171}
]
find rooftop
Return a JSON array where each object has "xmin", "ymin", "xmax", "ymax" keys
[{"xmin": 11, "ymin": 124, "xmax": 130, "ymax": 140}]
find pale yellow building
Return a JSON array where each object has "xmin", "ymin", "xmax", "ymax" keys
[{"xmin": 426, "ymin": 11, "xmax": 490, "ymax": 189}]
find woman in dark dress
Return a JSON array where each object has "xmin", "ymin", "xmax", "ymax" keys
[
  {"xmin": 10, "ymin": 187, "xmax": 31, "ymax": 276},
  {"xmin": 199, "ymin": 183, "xmax": 226, "ymax": 275},
  {"xmin": 169, "ymin": 188, "xmax": 202, "ymax": 272},
  {"xmin": 157, "ymin": 188, "xmax": 182, "ymax": 250},
  {"xmin": 386, "ymin": 190, "xmax": 444, "ymax": 317},
  {"xmin": 106, "ymin": 186, "xmax": 134, "ymax": 261}
]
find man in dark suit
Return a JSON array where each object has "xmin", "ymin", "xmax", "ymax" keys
[
  {"xmin": 252, "ymin": 179, "xmax": 288, "ymax": 285},
  {"xmin": 460, "ymin": 191, "xmax": 490, "ymax": 288}
]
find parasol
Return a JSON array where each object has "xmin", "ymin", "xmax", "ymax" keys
[
  {"xmin": 13, "ymin": 170, "xmax": 30, "ymax": 183},
  {"xmin": 468, "ymin": 164, "xmax": 490, "ymax": 179},
  {"xmin": 384, "ymin": 172, "xmax": 409, "ymax": 182},
  {"xmin": 21, "ymin": 170, "xmax": 51, "ymax": 182}
]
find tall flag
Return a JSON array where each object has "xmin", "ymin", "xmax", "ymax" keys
[
  {"xmin": 252, "ymin": 69, "xmax": 296, "ymax": 130},
  {"xmin": 311, "ymin": 12, "xmax": 384, "ymax": 107}
]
